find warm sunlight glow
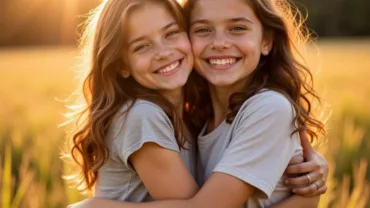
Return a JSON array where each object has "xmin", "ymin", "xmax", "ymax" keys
[
  {"xmin": 177, "ymin": 0, "xmax": 186, "ymax": 6},
  {"xmin": 61, "ymin": 0, "xmax": 78, "ymax": 44}
]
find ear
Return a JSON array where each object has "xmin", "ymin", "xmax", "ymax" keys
[
  {"xmin": 119, "ymin": 58, "xmax": 131, "ymax": 78},
  {"xmin": 120, "ymin": 69, "xmax": 130, "ymax": 78},
  {"xmin": 261, "ymin": 32, "xmax": 274, "ymax": 56}
]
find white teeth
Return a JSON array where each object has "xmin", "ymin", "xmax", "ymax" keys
[
  {"xmin": 157, "ymin": 61, "xmax": 180, "ymax": 74},
  {"xmin": 209, "ymin": 58, "xmax": 236, "ymax": 66}
]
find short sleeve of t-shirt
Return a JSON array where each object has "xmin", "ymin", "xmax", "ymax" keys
[
  {"xmin": 112, "ymin": 100, "xmax": 180, "ymax": 171},
  {"xmin": 213, "ymin": 91, "xmax": 300, "ymax": 199}
]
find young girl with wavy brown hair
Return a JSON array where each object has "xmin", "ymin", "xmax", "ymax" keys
[
  {"xmin": 68, "ymin": 0, "xmax": 200, "ymax": 201},
  {"xmin": 67, "ymin": 0, "xmax": 328, "ymax": 207}
]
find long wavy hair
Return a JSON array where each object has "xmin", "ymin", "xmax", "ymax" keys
[
  {"xmin": 183, "ymin": 0, "xmax": 325, "ymax": 141},
  {"xmin": 66, "ymin": 0, "xmax": 195, "ymax": 192}
]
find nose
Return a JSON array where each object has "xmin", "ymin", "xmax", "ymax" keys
[
  {"xmin": 211, "ymin": 31, "xmax": 231, "ymax": 50},
  {"xmin": 154, "ymin": 45, "xmax": 174, "ymax": 61}
]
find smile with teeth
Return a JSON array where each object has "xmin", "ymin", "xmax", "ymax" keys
[
  {"xmin": 156, "ymin": 60, "xmax": 180, "ymax": 74},
  {"xmin": 208, "ymin": 58, "xmax": 237, "ymax": 66}
]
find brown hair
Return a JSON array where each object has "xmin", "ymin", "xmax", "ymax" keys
[
  {"xmin": 67, "ymin": 0, "xmax": 193, "ymax": 192},
  {"xmin": 183, "ymin": 0, "xmax": 325, "ymax": 141}
]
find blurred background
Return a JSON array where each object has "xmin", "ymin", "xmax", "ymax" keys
[{"xmin": 0, "ymin": 0, "xmax": 369, "ymax": 207}]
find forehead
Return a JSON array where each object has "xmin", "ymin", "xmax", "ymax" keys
[
  {"xmin": 125, "ymin": 2, "xmax": 177, "ymax": 41},
  {"xmin": 191, "ymin": 0, "xmax": 257, "ymax": 23}
]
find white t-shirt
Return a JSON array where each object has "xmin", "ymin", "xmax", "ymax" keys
[
  {"xmin": 197, "ymin": 90, "xmax": 302, "ymax": 207},
  {"xmin": 95, "ymin": 100, "xmax": 196, "ymax": 201}
]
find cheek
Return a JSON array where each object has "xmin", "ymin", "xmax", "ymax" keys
[
  {"xmin": 176, "ymin": 36, "xmax": 193, "ymax": 56},
  {"xmin": 129, "ymin": 54, "xmax": 152, "ymax": 76},
  {"xmin": 239, "ymin": 37, "xmax": 262, "ymax": 58},
  {"xmin": 190, "ymin": 38, "xmax": 206, "ymax": 61}
]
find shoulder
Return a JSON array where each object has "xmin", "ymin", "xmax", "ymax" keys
[
  {"xmin": 246, "ymin": 90, "xmax": 292, "ymax": 109},
  {"xmin": 113, "ymin": 99, "xmax": 172, "ymax": 130},
  {"xmin": 111, "ymin": 101, "xmax": 180, "ymax": 166},
  {"xmin": 117, "ymin": 99, "xmax": 169, "ymax": 121},
  {"xmin": 238, "ymin": 90, "xmax": 294, "ymax": 119},
  {"xmin": 119, "ymin": 99, "xmax": 166, "ymax": 116}
]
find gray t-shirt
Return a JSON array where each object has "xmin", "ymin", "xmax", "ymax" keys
[
  {"xmin": 95, "ymin": 100, "xmax": 196, "ymax": 202},
  {"xmin": 197, "ymin": 90, "xmax": 302, "ymax": 208}
]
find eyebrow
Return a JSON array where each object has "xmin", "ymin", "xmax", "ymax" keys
[
  {"xmin": 191, "ymin": 17, "xmax": 253, "ymax": 26},
  {"xmin": 127, "ymin": 22, "xmax": 177, "ymax": 47},
  {"xmin": 191, "ymin": 19, "xmax": 210, "ymax": 26},
  {"xmin": 229, "ymin": 17, "xmax": 253, "ymax": 24}
]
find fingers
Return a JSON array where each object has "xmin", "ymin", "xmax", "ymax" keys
[
  {"xmin": 299, "ymin": 131, "xmax": 314, "ymax": 156},
  {"xmin": 285, "ymin": 160, "xmax": 320, "ymax": 175},
  {"xmin": 317, "ymin": 185, "xmax": 328, "ymax": 195},
  {"xmin": 316, "ymin": 155, "xmax": 329, "ymax": 180},
  {"xmin": 285, "ymin": 155, "xmax": 304, "ymax": 175},
  {"xmin": 292, "ymin": 183, "xmax": 317, "ymax": 195},
  {"xmin": 292, "ymin": 180, "xmax": 326, "ymax": 196},
  {"xmin": 285, "ymin": 169, "xmax": 324, "ymax": 187},
  {"xmin": 288, "ymin": 155, "xmax": 304, "ymax": 166},
  {"xmin": 304, "ymin": 186, "xmax": 328, "ymax": 197}
]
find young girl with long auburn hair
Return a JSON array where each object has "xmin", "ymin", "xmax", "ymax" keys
[
  {"xmin": 67, "ymin": 0, "xmax": 328, "ymax": 207},
  {"xmin": 68, "ymin": 0, "xmax": 200, "ymax": 201}
]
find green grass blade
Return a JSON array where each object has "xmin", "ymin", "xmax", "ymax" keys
[
  {"xmin": 2, "ymin": 144, "xmax": 12, "ymax": 208},
  {"xmin": 11, "ymin": 171, "xmax": 34, "ymax": 208}
]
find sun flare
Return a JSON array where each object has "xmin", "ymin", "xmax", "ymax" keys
[{"xmin": 177, "ymin": 0, "xmax": 186, "ymax": 6}]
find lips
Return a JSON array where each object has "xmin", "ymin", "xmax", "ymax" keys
[
  {"xmin": 208, "ymin": 58, "xmax": 237, "ymax": 66},
  {"xmin": 154, "ymin": 58, "xmax": 183, "ymax": 75},
  {"xmin": 204, "ymin": 56, "xmax": 241, "ymax": 70}
]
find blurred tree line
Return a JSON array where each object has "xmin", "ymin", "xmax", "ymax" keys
[
  {"xmin": 297, "ymin": 0, "xmax": 370, "ymax": 37},
  {"xmin": 0, "ymin": 0, "xmax": 370, "ymax": 47}
]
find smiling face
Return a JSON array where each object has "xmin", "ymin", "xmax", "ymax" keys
[
  {"xmin": 123, "ymin": 1, "xmax": 193, "ymax": 94},
  {"xmin": 189, "ymin": 0, "xmax": 272, "ymax": 88}
]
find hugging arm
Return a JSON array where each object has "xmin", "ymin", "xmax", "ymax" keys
[
  {"xmin": 130, "ymin": 142, "xmax": 198, "ymax": 200},
  {"xmin": 120, "ymin": 104, "xmax": 199, "ymax": 200}
]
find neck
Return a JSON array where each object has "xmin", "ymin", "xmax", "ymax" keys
[
  {"xmin": 160, "ymin": 87, "xmax": 184, "ymax": 117},
  {"xmin": 209, "ymin": 79, "xmax": 249, "ymax": 130}
]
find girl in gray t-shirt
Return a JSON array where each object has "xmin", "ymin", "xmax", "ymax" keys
[{"xmin": 67, "ymin": 0, "xmax": 200, "ymax": 203}]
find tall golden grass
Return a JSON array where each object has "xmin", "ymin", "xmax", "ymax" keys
[{"xmin": 0, "ymin": 39, "xmax": 369, "ymax": 207}]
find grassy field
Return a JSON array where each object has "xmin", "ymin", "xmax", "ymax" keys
[{"xmin": 0, "ymin": 39, "xmax": 369, "ymax": 207}]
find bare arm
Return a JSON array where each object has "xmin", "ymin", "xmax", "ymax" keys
[
  {"xmin": 130, "ymin": 142, "xmax": 198, "ymax": 200},
  {"xmin": 99, "ymin": 172, "xmax": 255, "ymax": 208},
  {"xmin": 69, "ymin": 172, "xmax": 253, "ymax": 208},
  {"xmin": 68, "ymin": 162, "xmax": 320, "ymax": 208},
  {"xmin": 270, "ymin": 195, "xmax": 320, "ymax": 208}
]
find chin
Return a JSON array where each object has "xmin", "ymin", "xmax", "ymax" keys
[
  {"xmin": 177, "ymin": 75, "xmax": 190, "ymax": 86},
  {"xmin": 166, "ymin": 82, "xmax": 186, "ymax": 90},
  {"xmin": 206, "ymin": 77, "xmax": 232, "ymax": 87},
  {"xmin": 210, "ymin": 82, "xmax": 233, "ymax": 87}
]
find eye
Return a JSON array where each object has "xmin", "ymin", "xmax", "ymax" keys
[
  {"xmin": 166, "ymin": 29, "xmax": 181, "ymax": 38},
  {"xmin": 230, "ymin": 26, "xmax": 247, "ymax": 32},
  {"xmin": 133, "ymin": 44, "xmax": 149, "ymax": 52},
  {"xmin": 193, "ymin": 27, "xmax": 212, "ymax": 34}
]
